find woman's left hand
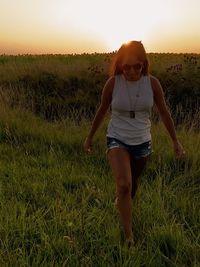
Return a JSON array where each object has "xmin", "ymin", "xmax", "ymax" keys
[{"xmin": 173, "ymin": 140, "xmax": 186, "ymax": 159}]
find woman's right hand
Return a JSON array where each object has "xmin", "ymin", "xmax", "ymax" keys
[
  {"xmin": 173, "ymin": 140, "xmax": 186, "ymax": 159},
  {"xmin": 83, "ymin": 137, "xmax": 93, "ymax": 154}
]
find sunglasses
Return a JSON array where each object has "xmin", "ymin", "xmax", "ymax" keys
[{"xmin": 122, "ymin": 63, "xmax": 143, "ymax": 72}]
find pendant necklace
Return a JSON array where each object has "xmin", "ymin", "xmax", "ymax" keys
[{"xmin": 125, "ymin": 78, "xmax": 141, "ymax": 118}]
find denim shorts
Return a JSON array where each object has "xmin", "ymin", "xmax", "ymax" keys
[{"xmin": 106, "ymin": 136, "xmax": 153, "ymax": 159}]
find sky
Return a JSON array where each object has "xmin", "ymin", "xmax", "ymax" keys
[{"xmin": 0, "ymin": 0, "xmax": 200, "ymax": 55}]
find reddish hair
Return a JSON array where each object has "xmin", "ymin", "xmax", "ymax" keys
[{"xmin": 109, "ymin": 40, "xmax": 150, "ymax": 77}]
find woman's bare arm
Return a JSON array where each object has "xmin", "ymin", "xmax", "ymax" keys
[
  {"xmin": 83, "ymin": 76, "xmax": 115, "ymax": 153},
  {"xmin": 150, "ymin": 76, "xmax": 185, "ymax": 158},
  {"xmin": 150, "ymin": 76, "xmax": 178, "ymax": 142}
]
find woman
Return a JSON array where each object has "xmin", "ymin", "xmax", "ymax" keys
[{"xmin": 83, "ymin": 40, "xmax": 185, "ymax": 247}]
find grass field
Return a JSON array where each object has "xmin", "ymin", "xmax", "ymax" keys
[
  {"xmin": 0, "ymin": 53, "xmax": 200, "ymax": 123},
  {"xmin": 0, "ymin": 53, "xmax": 199, "ymax": 266},
  {"xmin": 0, "ymin": 103, "xmax": 199, "ymax": 266}
]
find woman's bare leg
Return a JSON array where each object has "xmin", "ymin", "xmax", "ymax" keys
[
  {"xmin": 107, "ymin": 148, "xmax": 133, "ymax": 240},
  {"xmin": 130, "ymin": 155, "xmax": 149, "ymax": 200}
]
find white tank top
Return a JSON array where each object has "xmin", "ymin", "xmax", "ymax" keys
[{"xmin": 106, "ymin": 74, "xmax": 154, "ymax": 145}]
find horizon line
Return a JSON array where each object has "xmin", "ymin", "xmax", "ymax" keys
[{"xmin": 1, "ymin": 51, "xmax": 200, "ymax": 56}]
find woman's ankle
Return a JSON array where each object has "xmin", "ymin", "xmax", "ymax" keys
[{"xmin": 125, "ymin": 232, "xmax": 133, "ymax": 241}]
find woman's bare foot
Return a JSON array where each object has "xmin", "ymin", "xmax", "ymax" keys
[{"xmin": 124, "ymin": 237, "xmax": 135, "ymax": 248}]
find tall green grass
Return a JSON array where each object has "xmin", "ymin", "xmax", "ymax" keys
[
  {"xmin": 0, "ymin": 53, "xmax": 200, "ymax": 123},
  {"xmin": 0, "ymin": 53, "xmax": 199, "ymax": 266},
  {"xmin": 0, "ymin": 102, "xmax": 199, "ymax": 266}
]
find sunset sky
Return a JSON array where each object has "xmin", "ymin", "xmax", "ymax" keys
[{"xmin": 0, "ymin": 0, "xmax": 200, "ymax": 55}]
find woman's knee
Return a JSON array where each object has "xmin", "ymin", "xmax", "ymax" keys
[{"xmin": 117, "ymin": 180, "xmax": 131, "ymax": 195}]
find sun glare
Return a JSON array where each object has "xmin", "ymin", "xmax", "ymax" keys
[
  {"xmin": 107, "ymin": 31, "xmax": 150, "ymax": 52},
  {"xmin": 47, "ymin": 0, "xmax": 168, "ymax": 53}
]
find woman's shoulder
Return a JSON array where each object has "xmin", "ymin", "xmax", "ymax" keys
[
  {"xmin": 148, "ymin": 74, "xmax": 161, "ymax": 88},
  {"xmin": 105, "ymin": 75, "xmax": 115, "ymax": 87},
  {"xmin": 103, "ymin": 75, "xmax": 116, "ymax": 95},
  {"xmin": 149, "ymin": 74, "xmax": 160, "ymax": 83},
  {"xmin": 148, "ymin": 74, "xmax": 163, "ymax": 96},
  {"xmin": 105, "ymin": 74, "xmax": 122, "ymax": 87}
]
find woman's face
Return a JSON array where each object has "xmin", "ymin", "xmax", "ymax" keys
[{"xmin": 121, "ymin": 53, "xmax": 143, "ymax": 81}]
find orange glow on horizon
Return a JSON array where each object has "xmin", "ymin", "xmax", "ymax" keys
[{"xmin": 0, "ymin": 0, "xmax": 200, "ymax": 55}]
